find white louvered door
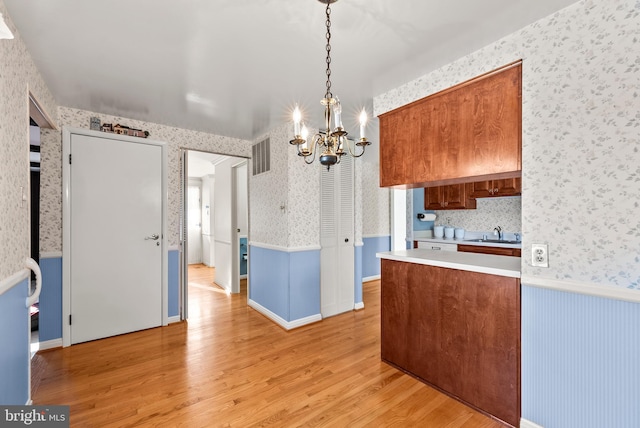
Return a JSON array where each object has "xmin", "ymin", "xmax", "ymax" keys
[{"xmin": 320, "ymin": 155, "xmax": 355, "ymax": 318}]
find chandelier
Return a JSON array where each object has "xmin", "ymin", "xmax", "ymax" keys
[{"xmin": 290, "ymin": 0, "xmax": 372, "ymax": 170}]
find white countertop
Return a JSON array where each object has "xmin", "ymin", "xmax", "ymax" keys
[
  {"xmin": 377, "ymin": 248, "xmax": 521, "ymax": 278},
  {"xmin": 413, "ymin": 237, "xmax": 522, "ymax": 249}
]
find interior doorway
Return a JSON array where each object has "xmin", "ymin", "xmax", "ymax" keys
[
  {"xmin": 29, "ymin": 121, "xmax": 40, "ymax": 356},
  {"xmin": 180, "ymin": 150, "xmax": 249, "ymax": 320}
]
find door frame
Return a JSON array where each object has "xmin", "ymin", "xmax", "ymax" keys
[
  {"xmin": 62, "ymin": 127, "xmax": 168, "ymax": 347},
  {"xmin": 231, "ymin": 160, "xmax": 248, "ymax": 295}
]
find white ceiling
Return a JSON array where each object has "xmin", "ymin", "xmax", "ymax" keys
[
  {"xmin": 188, "ymin": 150, "xmax": 228, "ymax": 178},
  {"xmin": 5, "ymin": 0, "xmax": 578, "ymax": 141}
]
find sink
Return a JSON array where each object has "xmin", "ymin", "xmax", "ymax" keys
[{"xmin": 464, "ymin": 239, "xmax": 521, "ymax": 244}]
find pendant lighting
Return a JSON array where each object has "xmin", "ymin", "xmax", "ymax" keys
[{"xmin": 289, "ymin": 0, "xmax": 372, "ymax": 170}]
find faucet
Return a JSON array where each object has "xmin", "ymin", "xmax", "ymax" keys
[{"xmin": 493, "ymin": 226, "xmax": 503, "ymax": 240}]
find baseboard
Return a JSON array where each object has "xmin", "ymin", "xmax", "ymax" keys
[
  {"xmin": 38, "ymin": 338, "xmax": 63, "ymax": 351},
  {"xmin": 520, "ymin": 418, "xmax": 544, "ymax": 428},
  {"xmin": 248, "ymin": 299, "xmax": 321, "ymax": 330},
  {"xmin": 167, "ymin": 315, "xmax": 181, "ymax": 324},
  {"xmin": 354, "ymin": 302, "xmax": 365, "ymax": 310},
  {"xmin": 362, "ymin": 275, "xmax": 381, "ymax": 283}
]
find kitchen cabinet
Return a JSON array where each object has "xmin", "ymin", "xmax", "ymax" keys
[
  {"xmin": 457, "ymin": 244, "xmax": 521, "ymax": 257},
  {"xmin": 470, "ymin": 177, "xmax": 521, "ymax": 198},
  {"xmin": 424, "ymin": 183, "xmax": 476, "ymax": 210},
  {"xmin": 381, "ymin": 259, "xmax": 520, "ymax": 427},
  {"xmin": 379, "ymin": 61, "xmax": 522, "ymax": 188}
]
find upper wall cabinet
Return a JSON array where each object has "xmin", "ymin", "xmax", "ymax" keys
[{"xmin": 379, "ymin": 61, "xmax": 522, "ymax": 188}]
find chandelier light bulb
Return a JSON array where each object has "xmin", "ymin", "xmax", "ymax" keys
[
  {"xmin": 333, "ymin": 98, "xmax": 343, "ymax": 130},
  {"xmin": 293, "ymin": 105, "xmax": 302, "ymax": 137},
  {"xmin": 301, "ymin": 124, "xmax": 309, "ymax": 152},
  {"xmin": 359, "ymin": 109, "xmax": 368, "ymax": 139}
]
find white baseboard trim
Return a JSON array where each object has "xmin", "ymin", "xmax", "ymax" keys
[
  {"xmin": 354, "ymin": 302, "xmax": 365, "ymax": 310},
  {"xmin": 26, "ymin": 399, "xmax": 33, "ymax": 405},
  {"xmin": 363, "ymin": 234, "xmax": 391, "ymax": 239},
  {"xmin": 521, "ymin": 274, "xmax": 640, "ymax": 304},
  {"xmin": 362, "ymin": 275, "xmax": 381, "ymax": 283},
  {"xmin": 40, "ymin": 251, "xmax": 63, "ymax": 259},
  {"xmin": 248, "ymin": 299, "xmax": 321, "ymax": 330},
  {"xmin": 167, "ymin": 315, "xmax": 181, "ymax": 324},
  {"xmin": 38, "ymin": 338, "xmax": 63, "ymax": 351},
  {"xmin": 520, "ymin": 418, "xmax": 544, "ymax": 428}
]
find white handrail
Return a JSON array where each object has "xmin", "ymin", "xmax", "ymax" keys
[{"xmin": 25, "ymin": 257, "xmax": 42, "ymax": 308}]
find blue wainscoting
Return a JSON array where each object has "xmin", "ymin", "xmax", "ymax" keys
[
  {"xmin": 39, "ymin": 257, "xmax": 62, "ymax": 342},
  {"xmin": 249, "ymin": 245, "xmax": 321, "ymax": 325},
  {"xmin": 289, "ymin": 250, "xmax": 321, "ymax": 321},
  {"xmin": 362, "ymin": 236, "xmax": 391, "ymax": 281},
  {"xmin": 0, "ymin": 278, "xmax": 29, "ymax": 404},
  {"xmin": 354, "ymin": 245, "xmax": 363, "ymax": 306},
  {"xmin": 522, "ymin": 285, "xmax": 640, "ymax": 428},
  {"xmin": 168, "ymin": 250, "xmax": 179, "ymax": 318}
]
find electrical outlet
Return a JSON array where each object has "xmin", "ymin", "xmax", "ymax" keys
[{"xmin": 531, "ymin": 244, "xmax": 549, "ymax": 267}]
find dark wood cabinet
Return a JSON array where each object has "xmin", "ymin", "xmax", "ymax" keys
[
  {"xmin": 471, "ymin": 177, "xmax": 522, "ymax": 198},
  {"xmin": 381, "ymin": 259, "xmax": 520, "ymax": 427},
  {"xmin": 424, "ymin": 183, "xmax": 476, "ymax": 210},
  {"xmin": 457, "ymin": 244, "xmax": 521, "ymax": 257},
  {"xmin": 379, "ymin": 61, "xmax": 522, "ymax": 188}
]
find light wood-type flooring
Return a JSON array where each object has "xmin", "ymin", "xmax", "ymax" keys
[{"xmin": 31, "ymin": 264, "xmax": 504, "ymax": 427}]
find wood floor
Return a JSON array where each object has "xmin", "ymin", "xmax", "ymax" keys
[{"xmin": 32, "ymin": 264, "xmax": 504, "ymax": 427}]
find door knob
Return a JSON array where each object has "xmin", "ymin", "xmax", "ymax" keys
[{"xmin": 145, "ymin": 234, "xmax": 160, "ymax": 241}]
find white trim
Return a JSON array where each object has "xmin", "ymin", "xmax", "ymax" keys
[
  {"xmin": 39, "ymin": 251, "xmax": 62, "ymax": 259},
  {"xmin": 248, "ymin": 299, "xmax": 322, "ymax": 330},
  {"xmin": 520, "ymin": 418, "xmax": 544, "ymax": 428},
  {"xmin": 354, "ymin": 302, "xmax": 365, "ymax": 310},
  {"xmin": 38, "ymin": 338, "xmax": 63, "ymax": 351},
  {"xmin": 521, "ymin": 275, "xmax": 640, "ymax": 304},
  {"xmin": 167, "ymin": 315, "xmax": 181, "ymax": 324},
  {"xmin": 240, "ymin": 274, "xmax": 247, "ymax": 279},
  {"xmin": 0, "ymin": 269, "xmax": 29, "ymax": 297},
  {"xmin": 362, "ymin": 275, "xmax": 381, "ymax": 283},
  {"xmin": 249, "ymin": 241, "xmax": 321, "ymax": 253},
  {"xmin": 167, "ymin": 245, "xmax": 179, "ymax": 252},
  {"xmin": 355, "ymin": 241, "xmax": 364, "ymax": 247},
  {"xmin": 363, "ymin": 234, "xmax": 391, "ymax": 239}
]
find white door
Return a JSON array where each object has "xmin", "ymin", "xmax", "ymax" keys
[
  {"xmin": 320, "ymin": 155, "xmax": 355, "ymax": 318},
  {"xmin": 187, "ymin": 183, "xmax": 202, "ymax": 264},
  {"xmin": 66, "ymin": 132, "xmax": 163, "ymax": 344}
]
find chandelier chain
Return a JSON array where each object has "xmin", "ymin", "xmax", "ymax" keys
[{"xmin": 324, "ymin": 2, "xmax": 332, "ymax": 100}]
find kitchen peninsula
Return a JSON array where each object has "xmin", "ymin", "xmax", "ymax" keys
[{"xmin": 377, "ymin": 249, "xmax": 521, "ymax": 427}]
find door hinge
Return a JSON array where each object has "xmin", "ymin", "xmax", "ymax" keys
[
  {"xmin": 69, "ymin": 154, "xmax": 72, "ymax": 164},
  {"xmin": 69, "ymin": 314, "xmax": 72, "ymax": 325}
]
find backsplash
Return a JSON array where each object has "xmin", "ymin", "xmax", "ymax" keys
[{"xmin": 433, "ymin": 197, "xmax": 522, "ymax": 234}]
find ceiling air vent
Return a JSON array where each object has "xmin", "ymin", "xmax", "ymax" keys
[{"xmin": 252, "ymin": 138, "xmax": 270, "ymax": 176}]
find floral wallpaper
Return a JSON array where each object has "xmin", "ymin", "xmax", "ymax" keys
[
  {"xmin": 0, "ymin": 1, "xmax": 57, "ymax": 278},
  {"xmin": 375, "ymin": 0, "xmax": 640, "ymax": 290},
  {"xmin": 39, "ymin": 107, "xmax": 252, "ymax": 251},
  {"xmin": 249, "ymin": 123, "xmax": 290, "ymax": 248}
]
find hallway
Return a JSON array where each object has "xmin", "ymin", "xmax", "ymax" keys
[{"xmin": 30, "ymin": 274, "xmax": 501, "ymax": 427}]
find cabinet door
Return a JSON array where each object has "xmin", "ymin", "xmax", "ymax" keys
[
  {"xmin": 458, "ymin": 244, "xmax": 521, "ymax": 257},
  {"xmin": 379, "ymin": 106, "xmax": 422, "ymax": 187},
  {"xmin": 424, "ymin": 183, "xmax": 476, "ymax": 210},
  {"xmin": 493, "ymin": 177, "xmax": 521, "ymax": 196},
  {"xmin": 424, "ymin": 186, "xmax": 444, "ymax": 209},
  {"xmin": 471, "ymin": 177, "xmax": 521, "ymax": 198}
]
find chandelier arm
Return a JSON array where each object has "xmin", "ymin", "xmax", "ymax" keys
[{"xmin": 344, "ymin": 139, "xmax": 367, "ymax": 158}]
